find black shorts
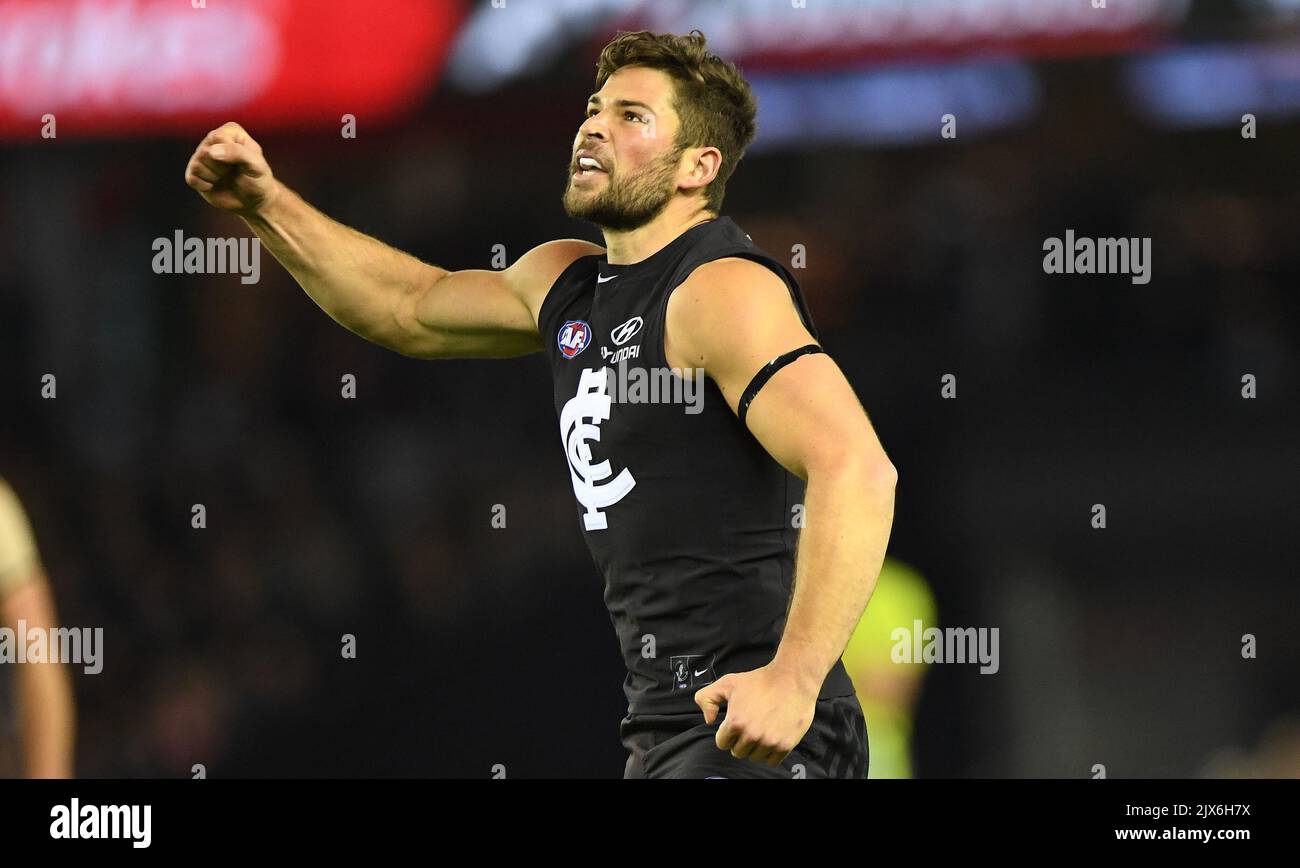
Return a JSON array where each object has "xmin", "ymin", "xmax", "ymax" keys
[{"xmin": 620, "ymin": 693, "xmax": 869, "ymax": 779}]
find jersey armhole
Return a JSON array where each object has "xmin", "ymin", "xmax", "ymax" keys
[
  {"xmin": 656, "ymin": 250, "xmax": 821, "ymax": 371},
  {"xmin": 536, "ymin": 254, "xmax": 601, "ymax": 351},
  {"xmin": 722, "ymin": 252, "xmax": 820, "ymax": 341}
]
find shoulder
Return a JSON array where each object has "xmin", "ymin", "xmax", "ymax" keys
[
  {"xmin": 665, "ymin": 256, "xmax": 813, "ymax": 373},
  {"xmin": 668, "ymin": 256, "xmax": 798, "ymax": 337},
  {"xmin": 518, "ymin": 237, "xmax": 606, "ymax": 270},
  {"xmin": 507, "ymin": 238, "xmax": 605, "ymax": 310}
]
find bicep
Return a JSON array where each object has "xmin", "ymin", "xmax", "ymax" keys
[
  {"xmin": 403, "ymin": 267, "xmax": 544, "ymax": 359},
  {"xmin": 670, "ymin": 258, "xmax": 890, "ymax": 480},
  {"xmin": 400, "ymin": 238, "xmax": 604, "ymax": 359},
  {"xmin": 743, "ymin": 354, "xmax": 888, "ymax": 481}
]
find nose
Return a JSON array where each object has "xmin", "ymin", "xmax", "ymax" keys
[{"xmin": 578, "ymin": 110, "xmax": 609, "ymax": 142}]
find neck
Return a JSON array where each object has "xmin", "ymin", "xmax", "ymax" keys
[{"xmin": 600, "ymin": 202, "xmax": 717, "ymax": 265}]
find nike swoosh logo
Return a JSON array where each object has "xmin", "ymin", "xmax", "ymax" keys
[
  {"xmin": 596, "ymin": 274, "xmax": 618, "ymax": 283},
  {"xmin": 694, "ymin": 669, "xmax": 709, "ymax": 677}
]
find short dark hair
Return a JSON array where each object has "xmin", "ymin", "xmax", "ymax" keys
[{"xmin": 594, "ymin": 29, "xmax": 758, "ymax": 214}]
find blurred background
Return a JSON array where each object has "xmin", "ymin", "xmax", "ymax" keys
[{"xmin": 1, "ymin": 0, "xmax": 1297, "ymax": 778}]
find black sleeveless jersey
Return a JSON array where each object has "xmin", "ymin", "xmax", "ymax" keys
[{"xmin": 537, "ymin": 216, "xmax": 857, "ymax": 714}]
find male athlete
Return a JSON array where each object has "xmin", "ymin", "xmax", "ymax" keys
[
  {"xmin": 184, "ymin": 30, "xmax": 896, "ymax": 778},
  {"xmin": 0, "ymin": 477, "xmax": 75, "ymax": 777}
]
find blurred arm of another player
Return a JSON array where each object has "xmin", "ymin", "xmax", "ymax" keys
[
  {"xmin": 676, "ymin": 259, "xmax": 898, "ymax": 766},
  {"xmin": 184, "ymin": 122, "xmax": 602, "ymax": 359},
  {"xmin": 0, "ymin": 481, "xmax": 75, "ymax": 778}
]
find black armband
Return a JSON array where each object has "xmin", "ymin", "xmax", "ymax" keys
[{"xmin": 737, "ymin": 343, "xmax": 824, "ymax": 427}]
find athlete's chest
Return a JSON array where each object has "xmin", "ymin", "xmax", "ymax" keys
[
  {"xmin": 547, "ymin": 273, "xmax": 715, "ymax": 533},
  {"xmin": 548, "ymin": 277, "xmax": 661, "ymax": 375}
]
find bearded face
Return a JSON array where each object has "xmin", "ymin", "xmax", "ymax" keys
[{"xmin": 562, "ymin": 139, "xmax": 684, "ymax": 232}]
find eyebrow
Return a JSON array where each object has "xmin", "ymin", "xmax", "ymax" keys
[{"xmin": 586, "ymin": 96, "xmax": 657, "ymax": 115}]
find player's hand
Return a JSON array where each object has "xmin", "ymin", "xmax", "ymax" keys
[
  {"xmin": 694, "ymin": 661, "xmax": 819, "ymax": 766},
  {"xmin": 184, "ymin": 122, "xmax": 280, "ymax": 217}
]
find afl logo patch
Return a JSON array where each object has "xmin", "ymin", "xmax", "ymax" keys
[
  {"xmin": 610, "ymin": 316, "xmax": 643, "ymax": 347},
  {"xmin": 557, "ymin": 320, "xmax": 592, "ymax": 359}
]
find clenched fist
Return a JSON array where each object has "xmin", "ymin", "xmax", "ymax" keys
[
  {"xmin": 694, "ymin": 660, "xmax": 820, "ymax": 766},
  {"xmin": 184, "ymin": 122, "xmax": 279, "ymax": 217}
]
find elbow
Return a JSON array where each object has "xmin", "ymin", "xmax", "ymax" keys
[
  {"xmin": 356, "ymin": 321, "xmax": 428, "ymax": 359},
  {"xmin": 875, "ymin": 456, "xmax": 898, "ymax": 489},
  {"xmin": 859, "ymin": 456, "xmax": 897, "ymax": 496},
  {"xmin": 807, "ymin": 444, "xmax": 897, "ymax": 491},
  {"xmin": 386, "ymin": 293, "xmax": 443, "ymax": 358}
]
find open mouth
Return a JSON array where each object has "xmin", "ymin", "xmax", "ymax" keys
[{"xmin": 574, "ymin": 156, "xmax": 608, "ymax": 178}]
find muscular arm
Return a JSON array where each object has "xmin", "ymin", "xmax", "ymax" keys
[
  {"xmin": 3, "ymin": 574, "xmax": 76, "ymax": 778},
  {"xmin": 672, "ymin": 258, "xmax": 897, "ymax": 763},
  {"xmin": 186, "ymin": 123, "xmax": 602, "ymax": 358},
  {"xmin": 761, "ymin": 377, "xmax": 897, "ymax": 687}
]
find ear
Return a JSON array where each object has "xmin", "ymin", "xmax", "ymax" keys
[{"xmin": 679, "ymin": 145, "xmax": 722, "ymax": 193}]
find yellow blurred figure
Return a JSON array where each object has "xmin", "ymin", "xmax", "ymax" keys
[
  {"xmin": 841, "ymin": 557, "xmax": 936, "ymax": 778},
  {"xmin": 0, "ymin": 477, "xmax": 75, "ymax": 778}
]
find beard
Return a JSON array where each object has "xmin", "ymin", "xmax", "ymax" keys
[{"xmin": 561, "ymin": 144, "xmax": 683, "ymax": 232}]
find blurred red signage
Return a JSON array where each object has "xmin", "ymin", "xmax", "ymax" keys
[{"xmin": 0, "ymin": 0, "xmax": 464, "ymax": 139}]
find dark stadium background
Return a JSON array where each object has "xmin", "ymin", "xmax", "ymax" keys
[{"xmin": 1, "ymin": 0, "xmax": 1297, "ymax": 777}]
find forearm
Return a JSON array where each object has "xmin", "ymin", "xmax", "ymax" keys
[
  {"xmin": 241, "ymin": 182, "xmax": 444, "ymax": 349},
  {"xmin": 773, "ymin": 456, "xmax": 897, "ymax": 689},
  {"xmin": 18, "ymin": 659, "xmax": 75, "ymax": 778}
]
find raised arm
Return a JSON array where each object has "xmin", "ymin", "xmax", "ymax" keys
[{"xmin": 184, "ymin": 122, "xmax": 602, "ymax": 358}]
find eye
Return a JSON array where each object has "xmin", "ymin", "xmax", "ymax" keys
[{"xmin": 625, "ymin": 112, "xmax": 645, "ymax": 122}]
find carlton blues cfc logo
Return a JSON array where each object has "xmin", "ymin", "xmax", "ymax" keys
[
  {"xmin": 557, "ymin": 320, "xmax": 592, "ymax": 359},
  {"xmin": 558, "ymin": 367, "xmax": 635, "ymax": 530}
]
